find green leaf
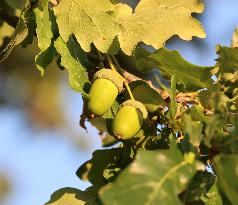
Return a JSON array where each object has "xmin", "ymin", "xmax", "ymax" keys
[
  {"xmin": 35, "ymin": 0, "xmax": 53, "ymax": 51},
  {"xmin": 200, "ymin": 184, "xmax": 223, "ymax": 205},
  {"xmin": 54, "ymin": 0, "xmax": 205, "ymax": 55},
  {"xmin": 216, "ymin": 45, "xmax": 238, "ymax": 98},
  {"xmin": 35, "ymin": 0, "xmax": 58, "ymax": 74},
  {"xmin": 183, "ymin": 114, "xmax": 204, "ymax": 147},
  {"xmin": 76, "ymin": 148, "xmax": 122, "ymax": 186},
  {"xmin": 216, "ymin": 45, "xmax": 238, "ymax": 75},
  {"xmin": 133, "ymin": 47, "xmax": 154, "ymax": 73},
  {"xmin": 181, "ymin": 171, "xmax": 215, "ymax": 203},
  {"xmin": 35, "ymin": 44, "xmax": 56, "ymax": 74},
  {"xmin": 100, "ymin": 144, "xmax": 199, "ymax": 205},
  {"xmin": 149, "ymin": 48, "xmax": 214, "ymax": 91},
  {"xmin": 203, "ymin": 115, "xmax": 228, "ymax": 148},
  {"xmin": 129, "ymin": 80, "xmax": 165, "ymax": 113},
  {"xmin": 54, "ymin": 0, "xmax": 120, "ymax": 53},
  {"xmin": 199, "ymin": 85, "xmax": 220, "ymax": 110},
  {"xmin": 186, "ymin": 105, "xmax": 207, "ymax": 122},
  {"xmin": 0, "ymin": 0, "xmax": 33, "ymax": 62},
  {"xmin": 214, "ymin": 154, "xmax": 238, "ymax": 205},
  {"xmin": 45, "ymin": 187, "xmax": 99, "ymax": 205},
  {"xmin": 54, "ymin": 37, "xmax": 90, "ymax": 96},
  {"xmin": 77, "ymin": 145, "xmax": 134, "ymax": 187}
]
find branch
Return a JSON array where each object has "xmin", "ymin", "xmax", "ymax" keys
[
  {"xmin": 121, "ymin": 69, "xmax": 203, "ymax": 105},
  {"xmin": 121, "ymin": 69, "xmax": 169, "ymax": 100},
  {"xmin": 0, "ymin": 8, "xmax": 19, "ymax": 28}
]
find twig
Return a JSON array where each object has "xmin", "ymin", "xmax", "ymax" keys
[
  {"xmin": 121, "ymin": 69, "xmax": 205, "ymax": 106},
  {"xmin": 176, "ymin": 92, "xmax": 199, "ymax": 104},
  {"xmin": 121, "ymin": 69, "xmax": 169, "ymax": 99}
]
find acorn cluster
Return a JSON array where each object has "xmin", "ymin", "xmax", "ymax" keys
[{"xmin": 87, "ymin": 68, "xmax": 148, "ymax": 140}]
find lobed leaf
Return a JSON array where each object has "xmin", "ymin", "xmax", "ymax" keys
[
  {"xmin": 100, "ymin": 143, "xmax": 199, "ymax": 205},
  {"xmin": 35, "ymin": 0, "xmax": 57, "ymax": 74},
  {"xmin": 54, "ymin": 36, "xmax": 90, "ymax": 97},
  {"xmin": 54, "ymin": 0, "xmax": 205, "ymax": 55},
  {"xmin": 76, "ymin": 148, "xmax": 122, "ymax": 186},
  {"xmin": 35, "ymin": 0, "xmax": 53, "ymax": 51},
  {"xmin": 149, "ymin": 48, "xmax": 214, "ymax": 91},
  {"xmin": 216, "ymin": 45, "xmax": 238, "ymax": 75}
]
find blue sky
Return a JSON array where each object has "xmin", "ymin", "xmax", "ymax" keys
[{"xmin": 0, "ymin": 1, "xmax": 238, "ymax": 205}]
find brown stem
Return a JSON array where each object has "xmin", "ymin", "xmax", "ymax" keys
[
  {"xmin": 121, "ymin": 69, "xmax": 170, "ymax": 99},
  {"xmin": 120, "ymin": 69, "xmax": 212, "ymax": 111}
]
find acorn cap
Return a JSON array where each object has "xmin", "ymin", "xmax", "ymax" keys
[
  {"xmin": 93, "ymin": 69, "xmax": 124, "ymax": 92},
  {"xmin": 122, "ymin": 100, "xmax": 148, "ymax": 119}
]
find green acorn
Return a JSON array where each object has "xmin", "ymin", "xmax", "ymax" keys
[
  {"xmin": 88, "ymin": 69, "xmax": 124, "ymax": 116},
  {"xmin": 112, "ymin": 100, "xmax": 148, "ymax": 140}
]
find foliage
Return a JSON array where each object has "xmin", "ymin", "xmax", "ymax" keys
[{"xmin": 0, "ymin": 0, "xmax": 237, "ymax": 205}]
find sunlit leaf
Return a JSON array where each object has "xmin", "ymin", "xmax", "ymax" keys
[
  {"xmin": 54, "ymin": 0, "xmax": 205, "ymax": 55},
  {"xmin": 34, "ymin": 0, "xmax": 57, "ymax": 74},
  {"xmin": 45, "ymin": 187, "xmax": 99, "ymax": 205},
  {"xmin": 100, "ymin": 143, "xmax": 199, "ymax": 205},
  {"xmin": 54, "ymin": 36, "xmax": 90, "ymax": 96},
  {"xmin": 150, "ymin": 48, "xmax": 214, "ymax": 91}
]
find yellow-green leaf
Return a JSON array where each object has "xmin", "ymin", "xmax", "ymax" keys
[
  {"xmin": 54, "ymin": 0, "xmax": 205, "ymax": 55},
  {"xmin": 45, "ymin": 187, "xmax": 98, "ymax": 205}
]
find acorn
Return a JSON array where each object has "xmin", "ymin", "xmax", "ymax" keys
[
  {"xmin": 88, "ymin": 69, "xmax": 124, "ymax": 116},
  {"xmin": 112, "ymin": 100, "xmax": 148, "ymax": 140}
]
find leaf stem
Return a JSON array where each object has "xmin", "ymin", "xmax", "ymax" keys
[
  {"xmin": 111, "ymin": 55, "xmax": 123, "ymax": 72},
  {"xmin": 107, "ymin": 54, "xmax": 135, "ymax": 100},
  {"xmin": 125, "ymin": 82, "xmax": 135, "ymax": 101},
  {"xmin": 106, "ymin": 55, "xmax": 117, "ymax": 71}
]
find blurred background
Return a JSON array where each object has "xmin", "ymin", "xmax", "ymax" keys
[{"xmin": 0, "ymin": 0, "xmax": 238, "ymax": 204}]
